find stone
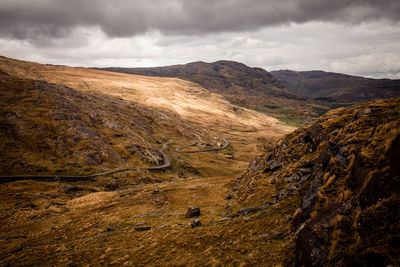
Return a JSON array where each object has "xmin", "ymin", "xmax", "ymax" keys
[
  {"xmin": 186, "ymin": 206, "xmax": 200, "ymax": 218},
  {"xmin": 135, "ymin": 226, "xmax": 151, "ymax": 231},
  {"xmin": 63, "ymin": 185, "xmax": 80, "ymax": 193},
  {"xmin": 191, "ymin": 219, "xmax": 202, "ymax": 228},
  {"xmin": 237, "ymin": 206, "xmax": 259, "ymax": 216},
  {"xmin": 268, "ymin": 160, "xmax": 282, "ymax": 171}
]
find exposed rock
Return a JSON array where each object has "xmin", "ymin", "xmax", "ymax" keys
[
  {"xmin": 185, "ymin": 206, "xmax": 200, "ymax": 218},
  {"xmin": 233, "ymin": 98, "xmax": 400, "ymax": 266},
  {"xmin": 237, "ymin": 206, "xmax": 259, "ymax": 216},
  {"xmin": 225, "ymin": 194, "xmax": 233, "ymax": 200},
  {"xmin": 135, "ymin": 226, "xmax": 151, "ymax": 231},
  {"xmin": 84, "ymin": 152, "xmax": 103, "ymax": 165},
  {"xmin": 190, "ymin": 219, "xmax": 202, "ymax": 228}
]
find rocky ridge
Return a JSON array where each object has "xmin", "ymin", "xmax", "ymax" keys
[{"xmin": 232, "ymin": 98, "xmax": 400, "ymax": 266}]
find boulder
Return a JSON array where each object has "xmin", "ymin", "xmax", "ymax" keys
[
  {"xmin": 191, "ymin": 219, "xmax": 202, "ymax": 228},
  {"xmin": 185, "ymin": 206, "xmax": 200, "ymax": 218}
]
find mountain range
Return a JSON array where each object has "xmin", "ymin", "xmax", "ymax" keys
[{"xmin": 99, "ymin": 61, "xmax": 400, "ymax": 125}]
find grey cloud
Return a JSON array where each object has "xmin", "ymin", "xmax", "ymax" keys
[{"xmin": 0, "ymin": 0, "xmax": 399, "ymax": 41}]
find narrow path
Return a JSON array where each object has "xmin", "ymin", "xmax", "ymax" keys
[{"xmin": 0, "ymin": 139, "xmax": 229, "ymax": 183}]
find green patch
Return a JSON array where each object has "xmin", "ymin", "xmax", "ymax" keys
[
  {"xmin": 276, "ymin": 116, "xmax": 297, "ymax": 125},
  {"xmin": 263, "ymin": 104, "xmax": 281, "ymax": 110}
]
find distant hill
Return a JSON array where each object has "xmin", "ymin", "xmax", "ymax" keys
[
  {"xmin": 271, "ymin": 70, "xmax": 400, "ymax": 103},
  {"xmin": 98, "ymin": 61, "xmax": 330, "ymax": 125}
]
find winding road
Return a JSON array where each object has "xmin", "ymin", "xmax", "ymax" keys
[
  {"xmin": 175, "ymin": 138, "xmax": 229, "ymax": 153},
  {"xmin": 0, "ymin": 139, "xmax": 229, "ymax": 184}
]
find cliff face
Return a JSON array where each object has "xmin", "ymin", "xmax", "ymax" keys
[{"xmin": 233, "ymin": 98, "xmax": 400, "ymax": 266}]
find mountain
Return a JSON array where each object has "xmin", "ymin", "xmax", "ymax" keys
[
  {"xmin": 271, "ymin": 70, "xmax": 400, "ymax": 104},
  {"xmin": 98, "ymin": 61, "xmax": 330, "ymax": 125},
  {"xmin": 0, "ymin": 56, "xmax": 292, "ymax": 179},
  {"xmin": 233, "ymin": 97, "xmax": 400, "ymax": 266}
]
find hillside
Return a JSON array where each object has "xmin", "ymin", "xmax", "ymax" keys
[
  {"xmin": 1, "ymin": 56, "xmax": 398, "ymax": 266},
  {"xmin": 0, "ymin": 73, "xmax": 222, "ymax": 179},
  {"xmin": 271, "ymin": 70, "xmax": 400, "ymax": 104},
  {"xmin": 0, "ymin": 57, "xmax": 297, "ymax": 265},
  {"xmin": 233, "ymin": 97, "xmax": 400, "ymax": 266},
  {"xmin": 99, "ymin": 61, "xmax": 329, "ymax": 125}
]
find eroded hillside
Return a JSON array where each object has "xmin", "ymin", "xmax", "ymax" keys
[
  {"xmin": 233, "ymin": 98, "xmax": 400, "ymax": 266},
  {"xmin": 0, "ymin": 57, "xmax": 281, "ymax": 131},
  {"xmin": 0, "ymin": 73, "xmax": 222, "ymax": 179},
  {"xmin": 99, "ymin": 60, "xmax": 329, "ymax": 125}
]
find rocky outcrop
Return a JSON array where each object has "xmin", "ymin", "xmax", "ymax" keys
[{"xmin": 233, "ymin": 98, "xmax": 400, "ymax": 266}]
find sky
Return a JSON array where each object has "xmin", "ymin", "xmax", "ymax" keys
[{"xmin": 0, "ymin": 0, "xmax": 400, "ymax": 78}]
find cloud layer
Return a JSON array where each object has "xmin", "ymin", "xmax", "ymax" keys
[
  {"xmin": 0, "ymin": 0, "xmax": 399, "ymax": 78},
  {"xmin": 1, "ymin": 0, "xmax": 400, "ymax": 40}
]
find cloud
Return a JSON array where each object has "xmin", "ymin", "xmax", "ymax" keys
[
  {"xmin": 0, "ymin": 0, "xmax": 400, "ymax": 41},
  {"xmin": 0, "ymin": 1, "xmax": 399, "ymax": 79},
  {"xmin": 2, "ymin": 20, "xmax": 399, "ymax": 78}
]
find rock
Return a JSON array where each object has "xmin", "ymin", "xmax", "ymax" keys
[
  {"xmin": 106, "ymin": 226, "xmax": 113, "ymax": 232},
  {"xmin": 191, "ymin": 219, "xmax": 202, "ymax": 228},
  {"xmin": 63, "ymin": 185, "xmax": 80, "ymax": 193},
  {"xmin": 152, "ymin": 189, "xmax": 160, "ymax": 194},
  {"xmin": 28, "ymin": 214, "xmax": 38, "ymax": 220},
  {"xmin": 186, "ymin": 206, "xmax": 201, "ymax": 218},
  {"xmin": 237, "ymin": 206, "xmax": 259, "ymax": 216},
  {"xmin": 135, "ymin": 226, "xmax": 151, "ymax": 231},
  {"xmin": 269, "ymin": 160, "xmax": 282, "ymax": 171},
  {"xmin": 225, "ymin": 194, "xmax": 233, "ymax": 200},
  {"xmin": 357, "ymin": 108, "xmax": 371, "ymax": 118},
  {"xmin": 84, "ymin": 152, "xmax": 103, "ymax": 165}
]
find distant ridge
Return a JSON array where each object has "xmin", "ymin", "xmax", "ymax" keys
[
  {"xmin": 98, "ymin": 61, "xmax": 329, "ymax": 125},
  {"xmin": 271, "ymin": 69, "xmax": 400, "ymax": 103}
]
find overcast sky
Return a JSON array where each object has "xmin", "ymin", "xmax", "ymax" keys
[{"xmin": 1, "ymin": 0, "xmax": 400, "ymax": 78}]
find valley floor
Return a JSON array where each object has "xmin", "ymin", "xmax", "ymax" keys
[{"xmin": 0, "ymin": 125, "xmax": 295, "ymax": 266}]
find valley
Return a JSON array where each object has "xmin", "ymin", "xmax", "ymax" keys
[{"xmin": 0, "ymin": 56, "xmax": 398, "ymax": 266}]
